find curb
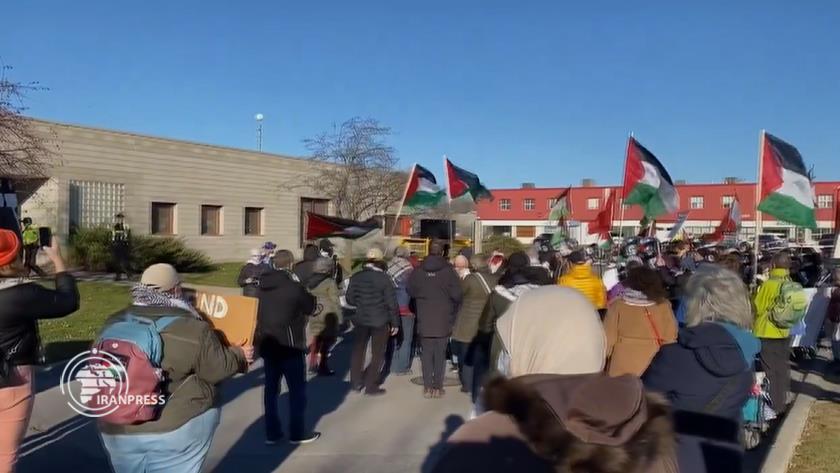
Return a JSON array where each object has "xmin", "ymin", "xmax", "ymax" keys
[
  {"xmin": 760, "ymin": 389, "xmax": 816, "ymax": 473},
  {"xmin": 758, "ymin": 351, "xmax": 837, "ymax": 473}
]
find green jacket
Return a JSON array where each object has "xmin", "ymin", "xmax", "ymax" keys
[
  {"xmin": 98, "ymin": 306, "xmax": 247, "ymax": 435},
  {"xmin": 452, "ymin": 271, "xmax": 498, "ymax": 343},
  {"xmin": 753, "ymin": 268, "xmax": 792, "ymax": 339},
  {"xmin": 307, "ymin": 275, "xmax": 342, "ymax": 338}
]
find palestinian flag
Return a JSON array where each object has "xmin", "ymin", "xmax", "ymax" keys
[
  {"xmin": 305, "ymin": 212, "xmax": 380, "ymax": 240},
  {"xmin": 588, "ymin": 190, "xmax": 615, "ymax": 236},
  {"xmin": 622, "ymin": 137, "xmax": 679, "ymax": 219},
  {"xmin": 402, "ymin": 164, "xmax": 446, "ymax": 211},
  {"xmin": 703, "ymin": 199, "xmax": 741, "ymax": 242},
  {"xmin": 445, "ymin": 158, "xmax": 493, "ymax": 202},
  {"xmin": 758, "ymin": 132, "xmax": 816, "ymax": 229},
  {"xmin": 549, "ymin": 187, "xmax": 572, "ymax": 222}
]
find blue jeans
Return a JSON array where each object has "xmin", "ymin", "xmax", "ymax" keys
[
  {"xmin": 100, "ymin": 407, "xmax": 220, "ymax": 473},
  {"xmin": 392, "ymin": 316, "xmax": 416, "ymax": 374},
  {"xmin": 263, "ymin": 345, "xmax": 307, "ymax": 440}
]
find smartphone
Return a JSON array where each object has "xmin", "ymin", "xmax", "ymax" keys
[{"xmin": 38, "ymin": 227, "xmax": 52, "ymax": 247}]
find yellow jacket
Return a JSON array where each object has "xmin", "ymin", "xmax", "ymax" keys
[
  {"xmin": 753, "ymin": 268, "xmax": 791, "ymax": 339},
  {"xmin": 558, "ymin": 263, "xmax": 607, "ymax": 310}
]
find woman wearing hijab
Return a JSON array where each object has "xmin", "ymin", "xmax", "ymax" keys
[
  {"xmin": 604, "ymin": 267, "xmax": 678, "ymax": 377},
  {"xmin": 430, "ymin": 286, "xmax": 678, "ymax": 473},
  {"xmin": 643, "ymin": 265, "xmax": 760, "ymax": 473}
]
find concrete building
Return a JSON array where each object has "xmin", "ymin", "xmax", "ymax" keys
[
  {"xmin": 476, "ymin": 180, "xmax": 840, "ymax": 245},
  {"xmin": 17, "ymin": 119, "xmax": 332, "ymax": 262}
]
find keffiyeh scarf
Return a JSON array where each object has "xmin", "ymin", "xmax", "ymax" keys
[{"xmin": 131, "ymin": 283, "xmax": 202, "ymax": 318}]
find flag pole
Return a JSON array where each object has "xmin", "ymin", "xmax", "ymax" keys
[
  {"xmin": 752, "ymin": 130, "xmax": 765, "ymax": 287},
  {"xmin": 619, "ymin": 133, "xmax": 633, "ymax": 238},
  {"xmin": 443, "ymin": 155, "xmax": 455, "ymax": 256},
  {"xmin": 389, "ymin": 163, "xmax": 417, "ymax": 245}
]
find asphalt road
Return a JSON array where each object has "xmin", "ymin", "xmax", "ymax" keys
[{"xmin": 18, "ymin": 335, "xmax": 470, "ymax": 473}]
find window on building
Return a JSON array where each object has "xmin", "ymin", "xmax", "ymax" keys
[
  {"xmin": 499, "ymin": 199, "xmax": 512, "ymax": 211},
  {"xmin": 244, "ymin": 207, "xmax": 263, "ymax": 236},
  {"xmin": 587, "ymin": 198, "xmax": 599, "ymax": 210},
  {"xmin": 489, "ymin": 225, "xmax": 512, "ymax": 237},
  {"xmin": 523, "ymin": 198, "xmax": 536, "ymax": 211},
  {"xmin": 151, "ymin": 202, "xmax": 176, "ymax": 235},
  {"xmin": 722, "ymin": 195, "xmax": 735, "ymax": 208},
  {"xmin": 300, "ymin": 197, "xmax": 330, "ymax": 247},
  {"xmin": 516, "ymin": 226, "xmax": 536, "ymax": 238},
  {"xmin": 817, "ymin": 194, "xmax": 834, "ymax": 209},
  {"xmin": 690, "ymin": 196, "xmax": 704, "ymax": 209},
  {"xmin": 69, "ymin": 180, "xmax": 125, "ymax": 230},
  {"xmin": 548, "ymin": 198, "xmax": 558, "ymax": 210},
  {"xmin": 201, "ymin": 205, "xmax": 223, "ymax": 236}
]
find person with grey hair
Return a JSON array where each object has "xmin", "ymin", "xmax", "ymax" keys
[{"xmin": 643, "ymin": 265, "xmax": 760, "ymax": 473}]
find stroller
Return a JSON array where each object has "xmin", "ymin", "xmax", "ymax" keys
[{"xmin": 742, "ymin": 370, "xmax": 776, "ymax": 450}]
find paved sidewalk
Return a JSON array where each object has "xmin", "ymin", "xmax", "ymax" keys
[
  {"xmin": 742, "ymin": 347, "xmax": 840, "ymax": 473},
  {"xmin": 18, "ymin": 334, "xmax": 470, "ymax": 473}
]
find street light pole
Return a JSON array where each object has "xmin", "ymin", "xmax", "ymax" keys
[{"xmin": 255, "ymin": 113, "xmax": 264, "ymax": 151}]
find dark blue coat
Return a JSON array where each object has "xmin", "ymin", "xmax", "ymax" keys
[{"xmin": 643, "ymin": 322, "xmax": 761, "ymax": 473}]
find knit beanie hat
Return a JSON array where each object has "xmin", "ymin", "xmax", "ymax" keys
[{"xmin": 0, "ymin": 229, "xmax": 21, "ymax": 267}]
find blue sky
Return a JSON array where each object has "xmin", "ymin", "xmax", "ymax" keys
[{"xmin": 3, "ymin": 1, "xmax": 839, "ymax": 188}]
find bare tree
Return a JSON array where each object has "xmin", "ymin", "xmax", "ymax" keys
[
  {"xmin": 300, "ymin": 117, "xmax": 405, "ymax": 220},
  {"xmin": 0, "ymin": 64, "xmax": 54, "ymax": 178}
]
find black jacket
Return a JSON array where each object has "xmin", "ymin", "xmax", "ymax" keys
[
  {"xmin": 237, "ymin": 262, "xmax": 271, "ymax": 298},
  {"xmin": 256, "ymin": 270, "xmax": 316, "ymax": 353},
  {"xmin": 346, "ymin": 265, "xmax": 399, "ymax": 329},
  {"xmin": 0, "ymin": 273, "xmax": 80, "ymax": 366},
  {"xmin": 293, "ymin": 245, "xmax": 321, "ymax": 285},
  {"xmin": 643, "ymin": 322, "xmax": 761, "ymax": 473},
  {"xmin": 407, "ymin": 255, "xmax": 463, "ymax": 338}
]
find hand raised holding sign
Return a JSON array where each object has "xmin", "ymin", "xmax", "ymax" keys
[{"xmin": 192, "ymin": 291, "xmax": 259, "ymax": 347}]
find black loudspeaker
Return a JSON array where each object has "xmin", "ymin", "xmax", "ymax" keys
[{"xmin": 419, "ymin": 219, "xmax": 455, "ymax": 240}]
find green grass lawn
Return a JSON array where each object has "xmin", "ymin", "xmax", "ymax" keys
[
  {"xmin": 788, "ymin": 401, "xmax": 840, "ymax": 472},
  {"xmin": 38, "ymin": 281, "xmax": 130, "ymax": 363},
  {"xmin": 181, "ymin": 262, "xmax": 241, "ymax": 288}
]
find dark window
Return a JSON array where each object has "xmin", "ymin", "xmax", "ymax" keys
[
  {"xmin": 244, "ymin": 207, "xmax": 263, "ymax": 236},
  {"xmin": 201, "ymin": 205, "xmax": 223, "ymax": 236},
  {"xmin": 151, "ymin": 202, "xmax": 176, "ymax": 235}
]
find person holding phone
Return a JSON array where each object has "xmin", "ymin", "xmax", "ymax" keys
[
  {"xmin": 0, "ymin": 230, "xmax": 80, "ymax": 472},
  {"xmin": 20, "ymin": 218, "xmax": 46, "ymax": 278}
]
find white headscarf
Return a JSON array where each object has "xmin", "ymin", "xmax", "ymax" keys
[{"xmin": 495, "ymin": 286, "xmax": 606, "ymax": 378}]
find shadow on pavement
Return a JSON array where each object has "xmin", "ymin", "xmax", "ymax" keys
[
  {"xmin": 213, "ymin": 332, "xmax": 355, "ymax": 472},
  {"xmin": 19, "ymin": 351, "xmax": 270, "ymax": 472},
  {"xmin": 420, "ymin": 414, "xmax": 465, "ymax": 473}
]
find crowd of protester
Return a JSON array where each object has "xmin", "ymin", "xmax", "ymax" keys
[{"xmin": 2, "ymin": 222, "xmax": 840, "ymax": 473}]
